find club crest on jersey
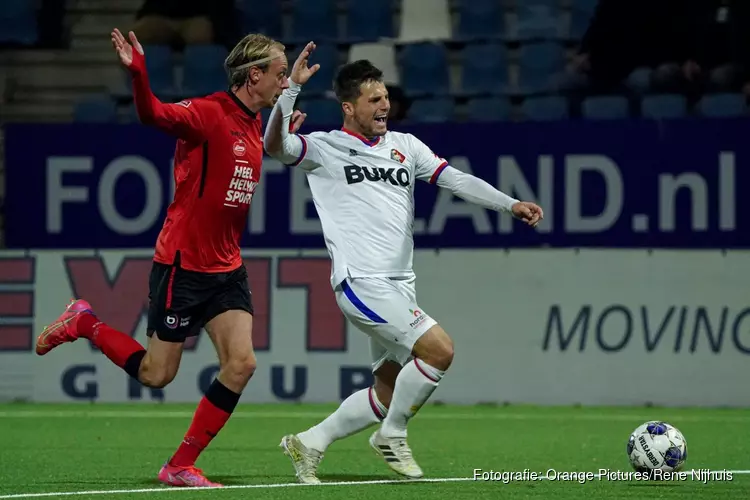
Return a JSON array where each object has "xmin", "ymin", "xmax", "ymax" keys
[
  {"xmin": 233, "ymin": 140, "xmax": 247, "ymax": 157},
  {"xmin": 390, "ymin": 149, "xmax": 405, "ymax": 163}
]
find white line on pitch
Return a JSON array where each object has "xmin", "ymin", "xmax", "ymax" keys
[
  {"xmin": 2, "ymin": 471, "xmax": 749, "ymax": 499},
  {"xmin": 0, "ymin": 477, "xmax": 472, "ymax": 499},
  {"xmin": 1, "ymin": 410, "xmax": 750, "ymax": 423}
]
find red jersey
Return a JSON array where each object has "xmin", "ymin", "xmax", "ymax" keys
[{"xmin": 129, "ymin": 49, "xmax": 262, "ymax": 273}]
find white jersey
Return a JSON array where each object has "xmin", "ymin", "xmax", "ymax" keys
[{"xmin": 287, "ymin": 129, "xmax": 448, "ymax": 287}]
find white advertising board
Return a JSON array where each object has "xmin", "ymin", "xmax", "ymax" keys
[{"xmin": 0, "ymin": 249, "xmax": 747, "ymax": 406}]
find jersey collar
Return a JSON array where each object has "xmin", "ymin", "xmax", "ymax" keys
[
  {"xmin": 226, "ymin": 91, "xmax": 258, "ymax": 121},
  {"xmin": 341, "ymin": 127, "xmax": 381, "ymax": 147}
]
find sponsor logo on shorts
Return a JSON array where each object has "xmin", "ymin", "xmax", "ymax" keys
[
  {"xmin": 164, "ymin": 314, "xmax": 179, "ymax": 329},
  {"xmin": 408, "ymin": 308, "xmax": 426, "ymax": 329}
]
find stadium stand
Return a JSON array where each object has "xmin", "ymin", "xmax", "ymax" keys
[{"xmin": 0, "ymin": 0, "xmax": 748, "ymax": 125}]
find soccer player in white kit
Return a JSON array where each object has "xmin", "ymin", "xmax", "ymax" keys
[{"xmin": 264, "ymin": 43, "xmax": 544, "ymax": 484}]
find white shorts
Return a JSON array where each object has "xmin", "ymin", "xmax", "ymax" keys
[{"xmin": 335, "ymin": 276, "xmax": 437, "ymax": 372}]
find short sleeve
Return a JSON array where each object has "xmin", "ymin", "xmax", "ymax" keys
[
  {"xmin": 409, "ymin": 134, "xmax": 449, "ymax": 184},
  {"xmin": 285, "ymin": 133, "xmax": 326, "ymax": 172}
]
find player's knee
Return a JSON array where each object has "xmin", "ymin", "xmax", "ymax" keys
[
  {"xmin": 223, "ymin": 353, "xmax": 257, "ymax": 385},
  {"xmin": 413, "ymin": 327, "xmax": 454, "ymax": 371},
  {"xmin": 429, "ymin": 341, "xmax": 454, "ymax": 371},
  {"xmin": 139, "ymin": 365, "xmax": 177, "ymax": 389}
]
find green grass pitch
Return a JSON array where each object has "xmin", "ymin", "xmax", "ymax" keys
[{"xmin": 0, "ymin": 403, "xmax": 748, "ymax": 499}]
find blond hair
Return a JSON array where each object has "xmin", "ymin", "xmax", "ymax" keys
[{"xmin": 225, "ymin": 34, "xmax": 285, "ymax": 87}]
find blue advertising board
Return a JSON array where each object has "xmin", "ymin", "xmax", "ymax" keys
[{"xmin": 3, "ymin": 118, "xmax": 747, "ymax": 249}]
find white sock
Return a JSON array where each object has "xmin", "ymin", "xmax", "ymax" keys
[
  {"xmin": 380, "ymin": 359, "xmax": 444, "ymax": 439},
  {"xmin": 297, "ymin": 386, "xmax": 387, "ymax": 452}
]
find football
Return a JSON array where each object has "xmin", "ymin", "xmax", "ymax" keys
[{"xmin": 627, "ymin": 421, "xmax": 687, "ymax": 473}]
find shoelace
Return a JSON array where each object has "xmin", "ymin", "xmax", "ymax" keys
[{"xmin": 392, "ymin": 439, "xmax": 414, "ymax": 461}]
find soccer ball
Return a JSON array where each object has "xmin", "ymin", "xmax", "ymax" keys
[{"xmin": 627, "ymin": 421, "xmax": 687, "ymax": 473}]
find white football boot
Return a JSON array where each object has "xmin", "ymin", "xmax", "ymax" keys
[
  {"xmin": 369, "ymin": 430, "xmax": 424, "ymax": 478},
  {"xmin": 279, "ymin": 434, "xmax": 323, "ymax": 484}
]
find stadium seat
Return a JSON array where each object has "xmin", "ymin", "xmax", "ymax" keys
[
  {"xmin": 289, "ymin": 0, "xmax": 338, "ymax": 43},
  {"xmin": 581, "ymin": 95, "xmax": 630, "ymax": 119},
  {"xmin": 141, "ymin": 45, "xmax": 175, "ymax": 97},
  {"xmin": 182, "ymin": 45, "xmax": 229, "ymax": 96},
  {"xmin": 466, "ymin": 97, "xmax": 512, "ymax": 122},
  {"xmin": 696, "ymin": 93, "xmax": 748, "ymax": 117},
  {"xmin": 568, "ymin": 0, "xmax": 598, "ymax": 39},
  {"xmin": 296, "ymin": 43, "xmax": 339, "ymax": 95},
  {"xmin": 299, "ymin": 98, "xmax": 342, "ymax": 125},
  {"xmin": 513, "ymin": 2, "xmax": 562, "ymax": 41},
  {"xmin": 260, "ymin": 106, "xmax": 272, "ymax": 126},
  {"xmin": 459, "ymin": 43, "xmax": 510, "ymax": 96},
  {"xmin": 641, "ymin": 94, "xmax": 687, "ymax": 119},
  {"xmin": 625, "ymin": 67, "xmax": 653, "ymax": 94},
  {"xmin": 407, "ymin": 97, "xmax": 454, "ymax": 123},
  {"xmin": 348, "ymin": 42, "xmax": 400, "ymax": 85},
  {"xmin": 74, "ymin": 95, "xmax": 118, "ymax": 123},
  {"xmin": 517, "ymin": 42, "xmax": 566, "ymax": 94},
  {"xmin": 344, "ymin": 0, "xmax": 394, "ymax": 43},
  {"xmin": 454, "ymin": 0, "xmax": 506, "ymax": 42},
  {"xmin": 571, "ymin": 0, "xmax": 599, "ymax": 16},
  {"xmin": 400, "ymin": 42, "xmax": 451, "ymax": 97},
  {"xmin": 237, "ymin": 0, "xmax": 282, "ymax": 38},
  {"xmin": 0, "ymin": 0, "xmax": 38, "ymax": 45},
  {"xmin": 397, "ymin": 0, "xmax": 451, "ymax": 43},
  {"xmin": 521, "ymin": 96, "xmax": 569, "ymax": 121}
]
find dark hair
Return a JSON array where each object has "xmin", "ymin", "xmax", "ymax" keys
[{"xmin": 333, "ymin": 60, "xmax": 384, "ymax": 103}]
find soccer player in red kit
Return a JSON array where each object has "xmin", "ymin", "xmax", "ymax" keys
[{"xmin": 34, "ymin": 30, "xmax": 313, "ymax": 487}]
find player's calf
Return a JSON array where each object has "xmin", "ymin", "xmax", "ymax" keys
[{"xmin": 383, "ymin": 325, "xmax": 454, "ymax": 438}]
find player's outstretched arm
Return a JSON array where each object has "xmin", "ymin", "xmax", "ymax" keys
[
  {"xmin": 437, "ymin": 166, "xmax": 544, "ymax": 227},
  {"xmin": 264, "ymin": 41, "xmax": 320, "ymax": 165},
  {"xmin": 111, "ymin": 28, "xmax": 208, "ymax": 142}
]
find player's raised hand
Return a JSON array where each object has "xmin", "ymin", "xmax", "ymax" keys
[
  {"xmin": 512, "ymin": 201, "xmax": 544, "ymax": 228},
  {"xmin": 290, "ymin": 109, "xmax": 307, "ymax": 133},
  {"xmin": 290, "ymin": 41, "xmax": 321, "ymax": 85},
  {"xmin": 111, "ymin": 28, "xmax": 144, "ymax": 68}
]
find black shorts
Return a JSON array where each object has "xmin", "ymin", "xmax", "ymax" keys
[{"xmin": 147, "ymin": 257, "xmax": 253, "ymax": 343}]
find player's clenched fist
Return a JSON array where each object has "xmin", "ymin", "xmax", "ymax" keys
[
  {"xmin": 290, "ymin": 41, "xmax": 321, "ymax": 85},
  {"xmin": 111, "ymin": 28, "xmax": 143, "ymax": 68},
  {"xmin": 512, "ymin": 201, "xmax": 544, "ymax": 227}
]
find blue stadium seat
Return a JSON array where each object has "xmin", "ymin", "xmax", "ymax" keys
[
  {"xmin": 400, "ymin": 42, "xmax": 451, "ymax": 97},
  {"xmin": 299, "ymin": 98, "xmax": 342, "ymax": 125},
  {"xmin": 0, "ymin": 0, "xmax": 38, "ymax": 45},
  {"xmin": 141, "ymin": 45, "xmax": 175, "ymax": 97},
  {"xmin": 460, "ymin": 43, "xmax": 509, "ymax": 96},
  {"xmin": 182, "ymin": 44, "xmax": 229, "ymax": 96},
  {"xmin": 289, "ymin": 0, "xmax": 338, "ymax": 43},
  {"xmin": 568, "ymin": 0, "xmax": 598, "ymax": 39},
  {"xmin": 455, "ymin": 0, "xmax": 505, "ymax": 42},
  {"xmin": 641, "ymin": 94, "xmax": 687, "ymax": 119},
  {"xmin": 571, "ymin": 0, "xmax": 599, "ymax": 16},
  {"xmin": 238, "ymin": 0, "xmax": 282, "ymax": 38},
  {"xmin": 517, "ymin": 42, "xmax": 565, "ymax": 94},
  {"xmin": 260, "ymin": 106, "xmax": 272, "ymax": 126},
  {"xmin": 582, "ymin": 95, "xmax": 630, "ymax": 119},
  {"xmin": 297, "ymin": 43, "xmax": 339, "ymax": 95},
  {"xmin": 466, "ymin": 97, "xmax": 512, "ymax": 122},
  {"xmin": 625, "ymin": 67, "xmax": 653, "ymax": 94},
  {"xmin": 696, "ymin": 93, "xmax": 747, "ymax": 117},
  {"xmin": 74, "ymin": 95, "xmax": 118, "ymax": 123},
  {"xmin": 521, "ymin": 96, "xmax": 568, "ymax": 121},
  {"xmin": 514, "ymin": 2, "xmax": 562, "ymax": 41},
  {"xmin": 344, "ymin": 0, "xmax": 394, "ymax": 43},
  {"xmin": 407, "ymin": 97, "xmax": 454, "ymax": 123}
]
